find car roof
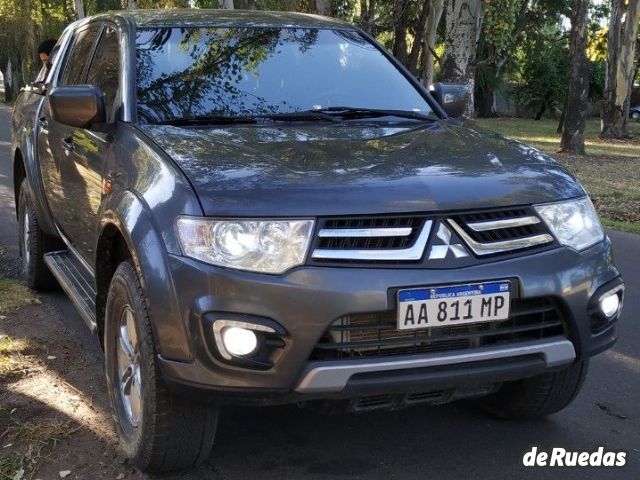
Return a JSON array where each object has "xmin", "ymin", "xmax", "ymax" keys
[{"xmin": 112, "ymin": 9, "xmax": 354, "ymax": 29}]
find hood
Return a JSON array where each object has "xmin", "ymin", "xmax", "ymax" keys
[{"xmin": 141, "ymin": 121, "xmax": 585, "ymax": 217}]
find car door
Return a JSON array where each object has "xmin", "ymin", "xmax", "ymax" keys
[
  {"xmin": 40, "ymin": 23, "xmax": 102, "ymax": 254},
  {"xmin": 49, "ymin": 23, "xmax": 122, "ymax": 267}
]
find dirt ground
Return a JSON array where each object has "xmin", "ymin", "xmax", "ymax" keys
[{"xmin": 0, "ymin": 253, "xmax": 146, "ymax": 480}]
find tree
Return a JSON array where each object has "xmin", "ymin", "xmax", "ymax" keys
[
  {"xmin": 0, "ymin": 0, "xmax": 74, "ymax": 101},
  {"xmin": 440, "ymin": 0, "xmax": 484, "ymax": 117},
  {"xmin": 359, "ymin": 0, "xmax": 377, "ymax": 33},
  {"xmin": 475, "ymin": 0, "xmax": 528, "ymax": 117},
  {"xmin": 601, "ymin": 0, "xmax": 640, "ymax": 138},
  {"xmin": 419, "ymin": 0, "xmax": 443, "ymax": 86},
  {"xmin": 73, "ymin": 0, "xmax": 86, "ymax": 18},
  {"xmin": 314, "ymin": 0, "xmax": 332, "ymax": 14},
  {"xmin": 560, "ymin": 0, "xmax": 590, "ymax": 154},
  {"xmin": 513, "ymin": 27, "xmax": 568, "ymax": 120}
]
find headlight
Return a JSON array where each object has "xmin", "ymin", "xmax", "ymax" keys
[
  {"xmin": 534, "ymin": 197, "xmax": 604, "ymax": 251},
  {"xmin": 176, "ymin": 217, "xmax": 314, "ymax": 274}
]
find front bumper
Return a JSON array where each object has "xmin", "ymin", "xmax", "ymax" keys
[{"xmin": 158, "ymin": 237, "xmax": 621, "ymax": 402}]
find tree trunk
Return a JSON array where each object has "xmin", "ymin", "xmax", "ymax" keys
[
  {"xmin": 360, "ymin": 0, "xmax": 371, "ymax": 32},
  {"xmin": 360, "ymin": 0, "xmax": 377, "ymax": 34},
  {"xmin": 601, "ymin": 0, "xmax": 640, "ymax": 138},
  {"xmin": 221, "ymin": 0, "xmax": 235, "ymax": 8},
  {"xmin": 557, "ymin": 95, "xmax": 568, "ymax": 134},
  {"xmin": 407, "ymin": 0, "xmax": 432, "ymax": 75},
  {"xmin": 601, "ymin": 0, "xmax": 623, "ymax": 137},
  {"xmin": 2, "ymin": 63, "xmax": 14, "ymax": 102},
  {"xmin": 392, "ymin": 0, "xmax": 410, "ymax": 65},
  {"xmin": 73, "ymin": 0, "xmax": 85, "ymax": 18},
  {"xmin": 235, "ymin": 0, "xmax": 257, "ymax": 8},
  {"xmin": 560, "ymin": 0, "xmax": 590, "ymax": 154},
  {"xmin": 314, "ymin": 0, "xmax": 332, "ymax": 15},
  {"xmin": 126, "ymin": 0, "xmax": 138, "ymax": 8},
  {"xmin": 440, "ymin": 0, "xmax": 484, "ymax": 117},
  {"xmin": 392, "ymin": 0, "xmax": 411, "ymax": 66},
  {"xmin": 534, "ymin": 102, "xmax": 546, "ymax": 121},
  {"xmin": 476, "ymin": 79, "xmax": 495, "ymax": 117},
  {"xmin": 420, "ymin": 0, "xmax": 444, "ymax": 86}
]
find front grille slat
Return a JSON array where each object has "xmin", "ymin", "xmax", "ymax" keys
[{"xmin": 310, "ymin": 297, "xmax": 566, "ymax": 360}]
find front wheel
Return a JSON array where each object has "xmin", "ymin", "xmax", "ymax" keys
[
  {"xmin": 476, "ymin": 360, "xmax": 588, "ymax": 419},
  {"xmin": 104, "ymin": 260, "xmax": 218, "ymax": 473},
  {"xmin": 632, "ymin": 111, "xmax": 640, "ymax": 120}
]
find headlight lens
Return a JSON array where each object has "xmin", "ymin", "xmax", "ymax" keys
[
  {"xmin": 176, "ymin": 217, "xmax": 314, "ymax": 274},
  {"xmin": 534, "ymin": 197, "xmax": 604, "ymax": 251}
]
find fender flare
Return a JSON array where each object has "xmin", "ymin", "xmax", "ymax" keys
[{"xmin": 98, "ymin": 190, "xmax": 192, "ymax": 362}]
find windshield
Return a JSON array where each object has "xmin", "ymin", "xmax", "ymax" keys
[{"xmin": 135, "ymin": 27, "xmax": 434, "ymax": 124}]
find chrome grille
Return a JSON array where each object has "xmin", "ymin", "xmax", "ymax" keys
[
  {"xmin": 309, "ymin": 208, "xmax": 555, "ymax": 264},
  {"xmin": 312, "ymin": 216, "xmax": 431, "ymax": 261},
  {"xmin": 449, "ymin": 208, "xmax": 554, "ymax": 256},
  {"xmin": 310, "ymin": 298, "xmax": 566, "ymax": 360}
]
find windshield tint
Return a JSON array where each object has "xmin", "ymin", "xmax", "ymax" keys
[{"xmin": 135, "ymin": 27, "xmax": 434, "ymax": 124}]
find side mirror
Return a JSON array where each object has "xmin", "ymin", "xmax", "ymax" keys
[
  {"xmin": 49, "ymin": 85, "xmax": 106, "ymax": 129},
  {"xmin": 432, "ymin": 83, "xmax": 468, "ymax": 119}
]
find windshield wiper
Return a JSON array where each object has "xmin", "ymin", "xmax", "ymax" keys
[
  {"xmin": 312, "ymin": 107, "xmax": 436, "ymax": 122},
  {"xmin": 156, "ymin": 115, "xmax": 258, "ymax": 126},
  {"xmin": 155, "ymin": 108, "xmax": 434, "ymax": 126},
  {"xmin": 257, "ymin": 111, "xmax": 343, "ymax": 123}
]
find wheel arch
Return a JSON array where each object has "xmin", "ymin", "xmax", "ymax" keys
[{"xmin": 96, "ymin": 193, "xmax": 192, "ymax": 361}]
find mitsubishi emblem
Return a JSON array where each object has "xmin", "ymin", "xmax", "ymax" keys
[{"xmin": 428, "ymin": 222, "xmax": 469, "ymax": 259}]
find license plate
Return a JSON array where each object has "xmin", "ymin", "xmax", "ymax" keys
[{"xmin": 397, "ymin": 281, "xmax": 511, "ymax": 330}]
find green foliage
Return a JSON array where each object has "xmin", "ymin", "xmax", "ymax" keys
[
  {"xmin": 0, "ymin": 0, "xmax": 75, "ymax": 99},
  {"xmin": 513, "ymin": 27, "xmax": 568, "ymax": 119},
  {"xmin": 483, "ymin": 0, "xmax": 519, "ymax": 59},
  {"xmin": 589, "ymin": 59, "xmax": 606, "ymax": 102}
]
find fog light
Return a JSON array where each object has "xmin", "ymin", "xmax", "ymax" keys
[
  {"xmin": 600, "ymin": 294, "xmax": 620, "ymax": 318},
  {"xmin": 221, "ymin": 327, "xmax": 258, "ymax": 357}
]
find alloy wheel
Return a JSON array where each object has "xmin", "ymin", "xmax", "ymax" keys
[{"xmin": 117, "ymin": 306, "xmax": 143, "ymax": 428}]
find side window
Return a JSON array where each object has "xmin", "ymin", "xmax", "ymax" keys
[
  {"xmin": 86, "ymin": 26, "xmax": 121, "ymax": 122},
  {"xmin": 60, "ymin": 25, "xmax": 101, "ymax": 86}
]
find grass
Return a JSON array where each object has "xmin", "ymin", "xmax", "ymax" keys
[
  {"xmin": 0, "ymin": 336, "xmax": 31, "ymax": 379},
  {"xmin": 0, "ymin": 280, "xmax": 39, "ymax": 316},
  {"xmin": 0, "ymin": 414, "xmax": 79, "ymax": 480},
  {"xmin": 475, "ymin": 117, "xmax": 640, "ymax": 234}
]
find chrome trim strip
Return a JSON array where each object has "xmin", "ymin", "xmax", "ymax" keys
[
  {"xmin": 318, "ymin": 227, "xmax": 413, "ymax": 238},
  {"xmin": 294, "ymin": 337, "xmax": 575, "ymax": 393},
  {"xmin": 466, "ymin": 215, "xmax": 541, "ymax": 232},
  {"xmin": 449, "ymin": 220, "xmax": 553, "ymax": 256},
  {"xmin": 312, "ymin": 221, "xmax": 433, "ymax": 261}
]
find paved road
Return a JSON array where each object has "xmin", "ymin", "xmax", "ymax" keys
[{"xmin": 1, "ymin": 105, "xmax": 638, "ymax": 479}]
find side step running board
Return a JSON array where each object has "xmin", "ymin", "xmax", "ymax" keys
[{"xmin": 44, "ymin": 250, "xmax": 97, "ymax": 333}]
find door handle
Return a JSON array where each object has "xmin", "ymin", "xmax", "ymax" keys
[
  {"xmin": 61, "ymin": 136, "xmax": 74, "ymax": 152},
  {"xmin": 38, "ymin": 116, "xmax": 48, "ymax": 128}
]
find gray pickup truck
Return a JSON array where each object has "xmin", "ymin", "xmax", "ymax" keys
[{"xmin": 11, "ymin": 9, "xmax": 624, "ymax": 473}]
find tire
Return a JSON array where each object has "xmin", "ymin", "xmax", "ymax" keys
[
  {"xmin": 476, "ymin": 360, "xmax": 588, "ymax": 420},
  {"xmin": 632, "ymin": 111, "xmax": 640, "ymax": 120},
  {"xmin": 104, "ymin": 260, "xmax": 218, "ymax": 473},
  {"xmin": 17, "ymin": 179, "xmax": 60, "ymax": 290}
]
